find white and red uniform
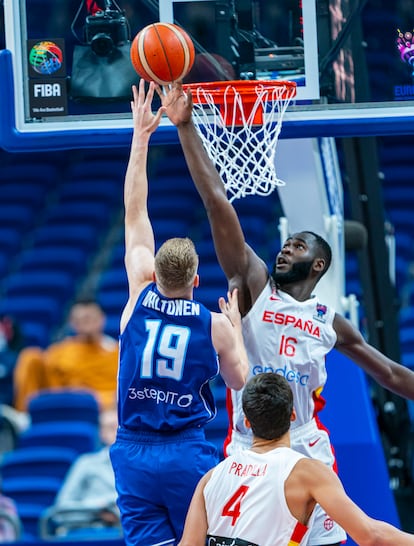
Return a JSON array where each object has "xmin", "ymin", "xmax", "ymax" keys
[
  {"xmin": 204, "ymin": 447, "xmax": 313, "ymax": 546},
  {"xmin": 224, "ymin": 281, "xmax": 347, "ymax": 545}
]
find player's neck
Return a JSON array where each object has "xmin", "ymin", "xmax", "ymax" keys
[
  {"xmin": 157, "ymin": 284, "xmax": 193, "ymax": 300},
  {"xmin": 250, "ymin": 432, "xmax": 290, "ymax": 453},
  {"xmin": 278, "ymin": 281, "xmax": 315, "ymax": 302}
]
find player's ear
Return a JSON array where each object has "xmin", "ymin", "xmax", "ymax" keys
[
  {"xmin": 313, "ymin": 257, "xmax": 325, "ymax": 273},
  {"xmin": 193, "ymin": 274, "xmax": 199, "ymax": 288},
  {"xmin": 291, "ymin": 408, "xmax": 297, "ymax": 422},
  {"xmin": 152, "ymin": 271, "xmax": 156, "ymax": 282},
  {"xmin": 244, "ymin": 415, "xmax": 252, "ymax": 430}
]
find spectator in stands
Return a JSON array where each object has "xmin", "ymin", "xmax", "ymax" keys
[
  {"xmin": 13, "ymin": 298, "xmax": 118, "ymax": 412},
  {"xmin": 0, "ymin": 491, "xmax": 21, "ymax": 541},
  {"xmin": 41, "ymin": 407, "xmax": 120, "ymax": 538},
  {"xmin": 0, "ymin": 314, "xmax": 24, "ymax": 407}
]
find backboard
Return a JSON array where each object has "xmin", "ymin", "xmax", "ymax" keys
[{"xmin": 1, "ymin": 0, "xmax": 414, "ymax": 151}]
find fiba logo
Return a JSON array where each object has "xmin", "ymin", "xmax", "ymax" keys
[{"xmin": 29, "ymin": 41, "xmax": 63, "ymax": 75}]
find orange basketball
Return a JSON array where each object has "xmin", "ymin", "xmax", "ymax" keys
[{"xmin": 130, "ymin": 22, "xmax": 195, "ymax": 86}]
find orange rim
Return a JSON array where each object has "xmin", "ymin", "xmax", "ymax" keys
[{"xmin": 182, "ymin": 79, "xmax": 297, "ymax": 102}]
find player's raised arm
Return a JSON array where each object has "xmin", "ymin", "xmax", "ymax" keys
[
  {"xmin": 293, "ymin": 457, "xmax": 414, "ymax": 546},
  {"xmin": 334, "ymin": 312, "xmax": 414, "ymax": 399},
  {"xmin": 121, "ymin": 80, "xmax": 165, "ymax": 332}
]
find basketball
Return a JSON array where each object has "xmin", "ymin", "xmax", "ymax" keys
[{"xmin": 130, "ymin": 22, "xmax": 195, "ymax": 86}]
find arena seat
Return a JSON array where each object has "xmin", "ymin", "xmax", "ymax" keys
[
  {"xmin": 3, "ymin": 271, "xmax": 74, "ymax": 299},
  {"xmin": 0, "ymin": 204, "xmax": 36, "ymax": 233},
  {"xmin": 59, "ymin": 179, "xmax": 122, "ymax": 206},
  {"xmin": 98, "ymin": 268, "xmax": 128, "ymax": 293},
  {"xmin": 17, "ymin": 246, "xmax": 89, "ymax": 276},
  {"xmin": 17, "ymin": 421, "xmax": 99, "ymax": 455},
  {"xmin": 31, "ymin": 223, "xmax": 101, "ymax": 252},
  {"xmin": 0, "ymin": 295, "xmax": 61, "ymax": 331},
  {"xmin": 0, "ymin": 446, "xmax": 77, "ymax": 481},
  {"xmin": 98, "ymin": 290, "xmax": 128, "ymax": 316},
  {"xmin": 27, "ymin": 390, "xmax": 100, "ymax": 426}
]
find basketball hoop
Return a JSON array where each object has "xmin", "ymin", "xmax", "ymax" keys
[{"xmin": 182, "ymin": 80, "xmax": 296, "ymax": 202}]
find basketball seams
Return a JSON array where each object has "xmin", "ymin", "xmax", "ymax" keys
[
  {"xmin": 162, "ymin": 23, "xmax": 193, "ymax": 81},
  {"xmin": 153, "ymin": 23, "xmax": 176, "ymax": 84},
  {"xmin": 138, "ymin": 26, "xmax": 171, "ymax": 85},
  {"xmin": 130, "ymin": 22, "xmax": 195, "ymax": 85}
]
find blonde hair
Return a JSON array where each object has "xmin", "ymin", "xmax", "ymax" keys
[{"xmin": 154, "ymin": 238, "xmax": 199, "ymax": 291}]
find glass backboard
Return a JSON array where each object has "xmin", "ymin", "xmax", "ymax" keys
[{"xmin": 1, "ymin": 0, "xmax": 414, "ymax": 151}]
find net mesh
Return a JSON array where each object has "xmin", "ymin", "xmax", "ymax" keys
[{"xmin": 186, "ymin": 81, "xmax": 296, "ymax": 202}]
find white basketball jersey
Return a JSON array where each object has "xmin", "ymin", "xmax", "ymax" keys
[
  {"xmin": 226, "ymin": 282, "xmax": 337, "ymax": 454},
  {"xmin": 204, "ymin": 447, "xmax": 313, "ymax": 546}
]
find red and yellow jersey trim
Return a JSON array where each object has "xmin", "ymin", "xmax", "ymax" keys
[{"xmin": 287, "ymin": 521, "xmax": 308, "ymax": 545}]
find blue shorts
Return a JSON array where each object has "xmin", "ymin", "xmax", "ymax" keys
[{"xmin": 110, "ymin": 427, "xmax": 218, "ymax": 546}]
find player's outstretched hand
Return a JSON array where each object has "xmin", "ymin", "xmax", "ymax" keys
[
  {"xmin": 131, "ymin": 79, "xmax": 165, "ymax": 138},
  {"xmin": 219, "ymin": 288, "xmax": 242, "ymax": 328},
  {"xmin": 156, "ymin": 81, "xmax": 193, "ymax": 126}
]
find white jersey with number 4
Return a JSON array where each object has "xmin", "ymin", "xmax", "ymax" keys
[
  {"xmin": 225, "ymin": 282, "xmax": 337, "ymax": 455},
  {"xmin": 204, "ymin": 446, "xmax": 313, "ymax": 546}
]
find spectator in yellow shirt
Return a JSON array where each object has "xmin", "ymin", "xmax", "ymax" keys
[{"xmin": 13, "ymin": 298, "xmax": 119, "ymax": 412}]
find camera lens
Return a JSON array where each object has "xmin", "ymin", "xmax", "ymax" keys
[{"xmin": 90, "ymin": 32, "xmax": 114, "ymax": 56}]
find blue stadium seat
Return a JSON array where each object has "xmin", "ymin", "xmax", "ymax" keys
[
  {"xmin": 0, "ymin": 181, "xmax": 49, "ymax": 207},
  {"xmin": 379, "ymin": 145, "xmax": 414, "ymax": 167},
  {"xmin": 152, "ymin": 155, "xmax": 190, "ymax": 178},
  {"xmin": 44, "ymin": 201, "xmax": 115, "ymax": 227},
  {"xmin": 16, "ymin": 503, "xmax": 50, "ymax": 540},
  {"xmin": 98, "ymin": 290, "xmax": 127, "ymax": 316},
  {"xmin": 0, "ymin": 226, "xmax": 22, "ymax": 255},
  {"xmin": 17, "ymin": 421, "xmax": 100, "ymax": 454},
  {"xmin": 31, "ymin": 223, "xmax": 101, "ymax": 251},
  {"xmin": 104, "ymin": 315, "xmax": 121, "ymax": 339},
  {"xmin": 195, "ymin": 239, "xmax": 218, "ymax": 262},
  {"xmin": 0, "ymin": 204, "xmax": 36, "ymax": 233},
  {"xmin": 0, "ymin": 295, "xmax": 61, "ymax": 329},
  {"xmin": 67, "ymin": 159, "xmax": 126, "ymax": 182},
  {"xmin": 17, "ymin": 246, "xmax": 89, "ymax": 275},
  {"xmin": 198, "ymin": 263, "xmax": 226, "ymax": 288},
  {"xmin": 148, "ymin": 194, "xmax": 197, "ymax": 220},
  {"xmin": 3, "ymin": 271, "xmax": 74, "ymax": 298},
  {"xmin": 28, "ymin": 390, "xmax": 100, "ymax": 426},
  {"xmin": 2, "ymin": 477, "xmax": 62, "ymax": 509},
  {"xmin": 383, "ymin": 187, "xmax": 414, "ymax": 209},
  {"xmin": 59, "ymin": 179, "xmax": 121, "ymax": 205},
  {"xmin": 107, "ymin": 243, "xmax": 126, "ymax": 269},
  {"xmin": 152, "ymin": 218, "xmax": 191, "ymax": 241},
  {"xmin": 234, "ymin": 192, "xmax": 279, "ymax": 223},
  {"xmin": 98, "ymin": 268, "xmax": 128, "ymax": 292},
  {"xmin": 0, "ymin": 446, "xmax": 77, "ymax": 481},
  {"xmin": 0, "ymin": 162, "xmax": 59, "ymax": 186},
  {"xmin": 20, "ymin": 321, "xmax": 51, "ymax": 349},
  {"xmin": 195, "ymin": 286, "xmax": 222, "ymax": 312},
  {"xmin": 1, "ymin": 480, "xmax": 62, "ymax": 539}
]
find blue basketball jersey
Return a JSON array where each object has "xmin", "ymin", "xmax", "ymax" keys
[{"xmin": 117, "ymin": 282, "xmax": 219, "ymax": 432}]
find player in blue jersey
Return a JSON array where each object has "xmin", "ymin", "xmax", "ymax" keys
[{"xmin": 109, "ymin": 80, "xmax": 249, "ymax": 546}]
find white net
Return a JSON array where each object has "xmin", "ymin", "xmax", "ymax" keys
[{"xmin": 189, "ymin": 81, "xmax": 296, "ymax": 202}]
